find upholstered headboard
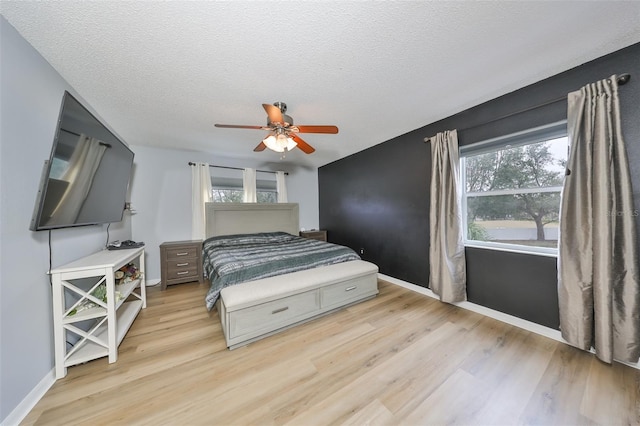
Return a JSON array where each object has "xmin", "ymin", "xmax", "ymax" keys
[{"xmin": 205, "ymin": 203, "xmax": 300, "ymax": 238}]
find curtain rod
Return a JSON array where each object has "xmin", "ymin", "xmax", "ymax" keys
[
  {"xmin": 188, "ymin": 162, "xmax": 288, "ymax": 175},
  {"xmin": 424, "ymin": 72, "xmax": 631, "ymax": 142}
]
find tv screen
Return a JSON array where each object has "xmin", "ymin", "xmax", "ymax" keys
[{"xmin": 30, "ymin": 91, "xmax": 134, "ymax": 231}]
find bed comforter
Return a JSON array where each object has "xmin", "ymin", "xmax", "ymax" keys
[{"xmin": 203, "ymin": 232, "xmax": 360, "ymax": 310}]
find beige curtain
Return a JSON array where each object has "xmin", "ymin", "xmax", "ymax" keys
[
  {"xmin": 558, "ymin": 75, "xmax": 640, "ymax": 364},
  {"xmin": 243, "ymin": 168, "xmax": 257, "ymax": 202},
  {"xmin": 191, "ymin": 162, "xmax": 212, "ymax": 240},
  {"xmin": 428, "ymin": 130, "xmax": 467, "ymax": 303},
  {"xmin": 276, "ymin": 171, "xmax": 288, "ymax": 203},
  {"xmin": 276, "ymin": 172, "xmax": 289, "ymax": 203}
]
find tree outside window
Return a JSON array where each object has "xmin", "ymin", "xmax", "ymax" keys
[
  {"xmin": 212, "ymin": 188, "xmax": 277, "ymax": 203},
  {"xmin": 462, "ymin": 136, "xmax": 567, "ymax": 251}
]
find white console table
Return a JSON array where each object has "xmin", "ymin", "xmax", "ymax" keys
[{"xmin": 50, "ymin": 247, "xmax": 146, "ymax": 379}]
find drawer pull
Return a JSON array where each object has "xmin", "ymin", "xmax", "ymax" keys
[
  {"xmin": 177, "ymin": 271, "xmax": 190, "ymax": 275},
  {"xmin": 176, "ymin": 262, "xmax": 189, "ymax": 267},
  {"xmin": 271, "ymin": 307, "xmax": 289, "ymax": 314},
  {"xmin": 176, "ymin": 252, "xmax": 189, "ymax": 256},
  {"xmin": 345, "ymin": 286, "xmax": 357, "ymax": 291}
]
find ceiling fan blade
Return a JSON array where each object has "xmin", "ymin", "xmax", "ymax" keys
[
  {"xmin": 295, "ymin": 125, "xmax": 339, "ymax": 134},
  {"xmin": 254, "ymin": 141, "xmax": 267, "ymax": 152},
  {"xmin": 215, "ymin": 124, "xmax": 265, "ymax": 130},
  {"xmin": 290, "ymin": 134, "xmax": 315, "ymax": 154},
  {"xmin": 263, "ymin": 104, "xmax": 284, "ymax": 124}
]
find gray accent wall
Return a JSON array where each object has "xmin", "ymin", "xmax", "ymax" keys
[
  {"xmin": 319, "ymin": 42, "xmax": 640, "ymax": 330},
  {"xmin": 0, "ymin": 18, "xmax": 132, "ymax": 422}
]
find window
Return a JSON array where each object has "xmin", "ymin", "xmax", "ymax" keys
[
  {"xmin": 211, "ymin": 187, "xmax": 243, "ymax": 203},
  {"xmin": 211, "ymin": 176, "xmax": 277, "ymax": 203},
  {"xmin": 460, "ymin": 122, "xmax": 568, "ymax": 255}
]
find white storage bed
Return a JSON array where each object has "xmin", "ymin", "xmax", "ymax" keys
[{"xmin": 205, "ymin": 203, "xmax": 379, "ymax": 349}]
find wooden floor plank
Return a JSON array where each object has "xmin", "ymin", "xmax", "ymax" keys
[
  {"xmin": 580, "ymin": 357, "xmax": 640, "ymax": 425},
  {"xmin": 520, "ymin": 343, "xmax": 599, "ymax": 425},
  {"xmin": 401, "ymin": 368, "xmax": 494, "ymax": 425},
  {"xmin": 21, "ymin": 280, "xmax": 640, "ymax": 426},
  {"xmin": 341, "ymin": 399, "xmax": 395, "ymax": 426}
]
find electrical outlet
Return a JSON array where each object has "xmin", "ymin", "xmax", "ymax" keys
[{"xmin": 359, "ymin": 248, "xmax": 365, "ymax": 255}]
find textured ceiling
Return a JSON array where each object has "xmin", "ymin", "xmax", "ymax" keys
[{"xmin": 2, "ymin": 1, "xmax": 640, "ymax": 169}]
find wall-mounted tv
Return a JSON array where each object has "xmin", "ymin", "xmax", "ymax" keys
[{"xmin": 30, "ymin": 91, "xmax": 134, "ymax": 231}]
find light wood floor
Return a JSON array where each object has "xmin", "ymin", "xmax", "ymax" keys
[{"xmin": 23, "ymin": 280, "xmax": 639, "ymax": 425}]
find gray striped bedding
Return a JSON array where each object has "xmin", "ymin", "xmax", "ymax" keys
[{"xmin": 203, "ymin": 232, "xmax": 360, "ymax": 310}]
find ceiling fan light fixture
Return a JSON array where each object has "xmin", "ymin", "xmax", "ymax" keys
[
  {"xmin": 217, "ymin": 101, "xmax": 338, "ymax": 155},
  {"xmin": 286, "ymin": 137, "xmax": 297, "ymax": 151},
  {"xmin": 276, "ymin": 132, "xmax": 287, "ymax": 144},
  {"xmin": 262, "ymin": 134, "xmax": 283, "ymax": 152},
  {"xmin": 263, "ymin": 130, "xmax": 297, "ymax": 153}
]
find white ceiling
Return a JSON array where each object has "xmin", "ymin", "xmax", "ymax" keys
[{"xmin": 2, "ymin": 1, "xmax": 640, "ymax": 169}]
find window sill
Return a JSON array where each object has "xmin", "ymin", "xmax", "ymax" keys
[{"xmin": 464, "ymin": 242, "xmax": 558, "ymax": 258}]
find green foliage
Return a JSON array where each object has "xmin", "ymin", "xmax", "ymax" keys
[
  {"xmin": 465, "ymin": 139, "xmax": 566, "ymax": 241},
  {"xmin": 467, "ymin": 222, "xmax": 490, "ymax": 241},
  {"xmin": 91, "ymin": 284, "xmax": 107, "ymax": 303},
  {"xmin": 465, "ymin": 141, "xmax": 564, "ymax": 193}
]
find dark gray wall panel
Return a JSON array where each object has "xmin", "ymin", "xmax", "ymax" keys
[
  {"xmin": 319, "ymin": 134, "xmax": 431, "ymax": 285},
  {"xmin": 465, "ymin": 248, "xmax": 560, "ymax": 329},
  {"xmin": 319, "ymin": 42, "xmax": 640, "ymax": 329}
]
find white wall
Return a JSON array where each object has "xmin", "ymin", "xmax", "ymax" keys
[
  {"xmin": 129, "ymin": 145, "xmax": 319, "ymax": 283},
  {"xmin": 287, "ymin": 167, "xmax": 319, "ymax": 232},
  {"xmin": 0, "ymin": 18, "xmax": 132, "ymax": 423}
]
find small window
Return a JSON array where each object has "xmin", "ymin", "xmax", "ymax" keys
[
  {"xmin": 460, "ymin": 122, "xmax": 568, "ymax": 255},
  {"xmin": 256, "ymin": 190, "xmax": 277, "ymax": 203},
  {"xmin": 212, "ymin": 188, "xmax": 244, "ymax": 203},
  {"xmin": 211, "ymin": 176, "xmax": 277, "ymax": 203}
]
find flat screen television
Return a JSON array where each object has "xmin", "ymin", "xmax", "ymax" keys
[{"xmin": 30, "ymin": 91, "xmax": 135, "ymax": 231}]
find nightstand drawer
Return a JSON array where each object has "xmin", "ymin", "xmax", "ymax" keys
[
  {"xmin": 166, "ymin": 265, "xmax": 199, "ymax": 280},
  {"xmin": 167, "ymin": 259, "xmax": 198, "ymax": 270},
  {"xmin": 166, "ymin": 246, "xmax": 198, "ymax": 260}
]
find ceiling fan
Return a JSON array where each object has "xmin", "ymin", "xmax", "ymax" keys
[{"xmin": 214, "ymin": 102, "xmax": 338, "ymax": 154}]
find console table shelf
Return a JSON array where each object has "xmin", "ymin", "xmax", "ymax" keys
[{"xmin": 50, "ymin": 247, "xmax": 146, "ymax": 379}]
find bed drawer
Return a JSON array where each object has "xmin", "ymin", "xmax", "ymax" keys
[
  {"xmin": 321, "ymin": 275, "xmax": 378, "ymax": 309},
  {"xmin": 229, "ymin": 290, "xmax": 320, "ymax": 339}
]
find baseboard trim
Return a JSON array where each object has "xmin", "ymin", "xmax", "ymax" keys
[
  {"xmin": 1, "ymin": 368, "xmax": 55, "ymax": 426},
  {"xmin": 378, "ymin": 273, "xmax": 640, "ymax": 370}
]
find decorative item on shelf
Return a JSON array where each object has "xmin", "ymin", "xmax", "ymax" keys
[
  {"xmin": 67, "ymin": 285, "xmax": 123, "ymax": 316},
  {"xmin": 66, "ymin": 263, "xmax": 141, "ymax": 317},
  {"xmin": 116, "ymin": 262, "xmax": 142, "ymax": 285}
]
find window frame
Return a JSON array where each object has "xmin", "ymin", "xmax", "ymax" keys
[{"xmin": 459, "ymin": 121, "xmax": 567, "ymax": 257}]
